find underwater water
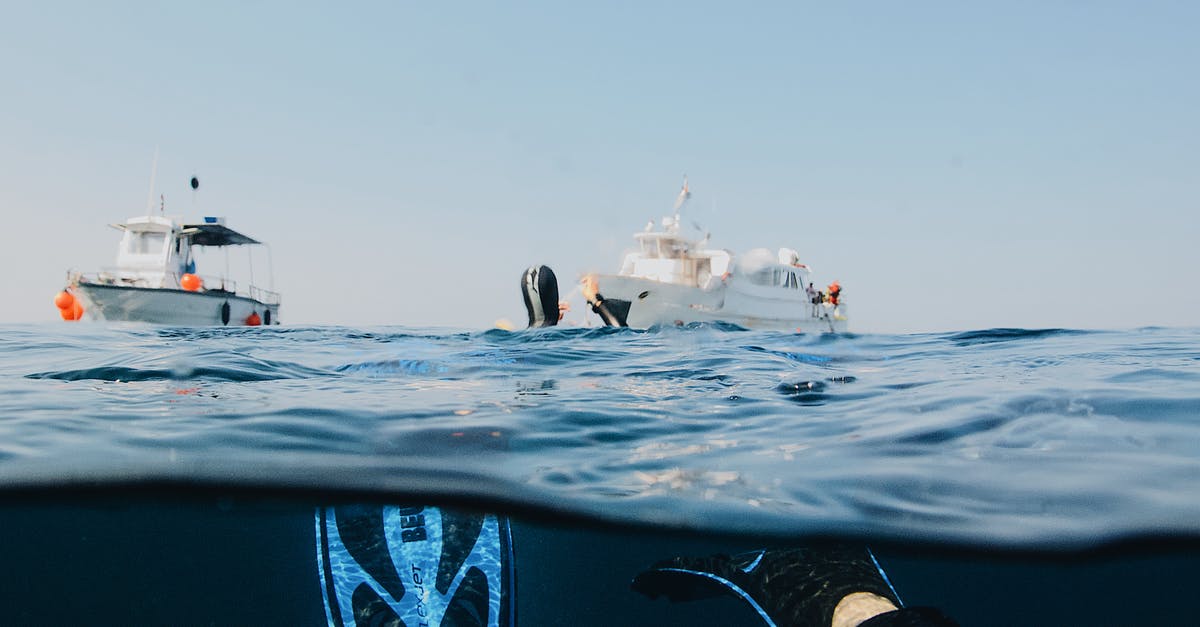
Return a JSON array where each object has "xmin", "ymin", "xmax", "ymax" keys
[{"xmin": 1, "ymin": 323, "xmax": 1198, "ymax": 625}]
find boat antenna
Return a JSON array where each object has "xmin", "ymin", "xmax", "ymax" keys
[
  {"xmin": 671, "ymin": 174, "xmax": 691, "ymax": 232},
  {"xmin": 145, "ymin": 146, "xmax": 159, "ymax": 214},
  {"xmin": 266, "ymin": 243, "xmax": 275, "ymax": 291}
]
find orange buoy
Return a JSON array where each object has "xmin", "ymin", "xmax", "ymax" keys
[
  {"xmin": 59, "ymin": 300, "xmax": 84, "ymax": 321},
  {"xmin": 245, "ymin": 311, "xmax": 262, "ymax": 326},
  {"xmin": 54, "ymin": 290, "xmax": 75, "ymax": 310},
  {"xmin": 180, "ymin": 273, "xmax": 203, "ymax": 291}
]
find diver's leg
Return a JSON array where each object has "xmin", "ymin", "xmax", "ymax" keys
[{"xmin": 632, "ymin": 545, "xmax": 957, "ymax": 626}]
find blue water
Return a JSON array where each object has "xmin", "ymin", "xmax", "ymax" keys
[{"xmin": 4, "ymin": 322, "xmax": 1198, "ymax": 553}]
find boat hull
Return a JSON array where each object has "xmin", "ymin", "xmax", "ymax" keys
[
  {"xmin": 73, "ymin": 282, "xmax": 280, "ymax": 326},
  {"xmin": 594, "ymin": 274, "xmax": 847, "ymax": 332}
]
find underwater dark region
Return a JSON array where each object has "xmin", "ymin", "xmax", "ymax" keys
[{"xmin": 2, "ymin": 323, "xmax": 1199, "ymax": 625}]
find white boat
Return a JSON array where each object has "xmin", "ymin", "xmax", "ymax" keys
[
  {"xmin": 591, "ymin": 183, "xmax": 848, "ymax": 332},
  {"xmin": 57, "ymin": 214, "xmax": 281, "ymax": 326}
]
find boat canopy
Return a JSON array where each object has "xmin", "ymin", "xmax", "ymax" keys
[{"xmin": 181, "ymin": 222, "xmax": 261, "ymax": 246}]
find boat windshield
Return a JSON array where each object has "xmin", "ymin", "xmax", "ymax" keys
[
  {"xmin": 743, "ymin": 267, "xmax": 804, "ymax": 289},
  {"xmin": 126, "ymin": 231, "xmax": 167, "ymax": 255},
  {"xmin": 639, "ymin": 235, "xmax": 691, "ymax": 259}
]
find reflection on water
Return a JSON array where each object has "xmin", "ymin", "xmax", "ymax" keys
[{"xmin": 0, "ymin": 494, "xmax": 1195, "ymax": 626}]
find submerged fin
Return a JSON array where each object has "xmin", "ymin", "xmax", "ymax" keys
[
  {"xmin": 632, "ymin": 545, "xmax": 902, "ymax": 627},
  {"xmin": 316, "ymin": 505, "xmax": 515, "ymax": 627}
]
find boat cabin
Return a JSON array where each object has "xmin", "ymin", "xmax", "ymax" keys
[
  {"xmin": 105, "ymin": 215, "xmax": 264, "ymax": 293},
  {"xmin": 619, "ymin": 228, "xmax": 733, "ymax": 289},
  {"xmin": 109, "ymin": 215, "xmax": 191, "ymax": 287}
]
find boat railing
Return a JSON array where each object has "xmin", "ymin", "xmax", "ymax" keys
[
  {"xmin": 166, "ymin": 271, "xmax": 280, "ymax": 305},
  {"xmin": 73, "ymin": 268, "xmax": 278, "ymax": 305},
  {"xmin": 191, "ymin": 273, "xmax": 238, "ymax": 294},
  {"xmin": 72, "ymin": 268, "xmax": 162, "ymax": 288},
  {"xmin": 188, "ymin": 274, "xmax": 280, "ymax": 305},
  {"xmin": 813, "ymin": 297, "xmax": 848, "ymax": 323},
  {"xmin": 250, "ymin": 285, "xmax": 282, "ymax": 305}
]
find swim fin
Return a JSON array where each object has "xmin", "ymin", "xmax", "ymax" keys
[
  {"xmin": 631, "ymin": 544, "xmax": 902, "ymax": 627},
  {"xmin": 316, "ymin": 505, "xmax": 515, "ymax": 627}
]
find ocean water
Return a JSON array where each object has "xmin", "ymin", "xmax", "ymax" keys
[{"xmin": 1, "ymin": 323, "xmax": 1198, "ymax": 625}]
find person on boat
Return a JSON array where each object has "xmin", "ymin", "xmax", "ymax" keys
[
  {"xmin": 827, "ymin": 281, "xmax": 842, "ymax": 307},
  {"xmin": 807, "ymin": 282, "xmax": 818, "ymax": 316}
]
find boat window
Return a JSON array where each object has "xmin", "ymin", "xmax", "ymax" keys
[
  {"xmin": 128, "ymin": 231, "xmax": 167, "ymax": 255},
  {"xmin": 747, "ymin": 269, "xmax": 774, "ymax": 286}
]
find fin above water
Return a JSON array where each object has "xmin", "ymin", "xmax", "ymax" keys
[{"xmin": 521, "ymin": 265, "xmax": 560, "ymax": 328}]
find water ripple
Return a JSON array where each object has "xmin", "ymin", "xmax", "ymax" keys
[{"xmin": 2, "ymin": 323, "xmax": 1200, "ymax": 548}]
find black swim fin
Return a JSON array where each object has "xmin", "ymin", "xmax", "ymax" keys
[
  {"xmin": 521, "ymin": 265, "xmax": 560, "ymax": 328},
  {"xmin": 631, "ymin": 545, "xmax": 903, "ymax": 627}
]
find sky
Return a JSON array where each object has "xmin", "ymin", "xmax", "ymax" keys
[{"xmin": 2, "ymin": 1, "xmax": 1196, "ymax": 333}]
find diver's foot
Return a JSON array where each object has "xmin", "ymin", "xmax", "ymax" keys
[{"xmin": 632, "ymin": 545, "xmax": 904, "ymax": 626}]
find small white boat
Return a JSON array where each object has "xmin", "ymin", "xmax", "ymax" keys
[
  {"xmin": 57, "ymin": 214, "xmax": 281, "ymax": 326},
  {"xmin": 591, "ymin": 182, "xmax": 848, "ymax": 332}
]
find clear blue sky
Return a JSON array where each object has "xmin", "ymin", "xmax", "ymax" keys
[{"xmin": 2, "ymin": 1, "xmax": 1196, "ymax": 332}]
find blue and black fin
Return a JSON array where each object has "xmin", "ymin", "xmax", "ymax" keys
[{"xmin": 316, "ymin": 505, "xmax": 515, "ymax": 627}]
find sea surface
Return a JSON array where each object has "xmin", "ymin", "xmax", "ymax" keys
[{"xmin": 2, "ymin": 323, "xmax": 1199, "ymax": 625}]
